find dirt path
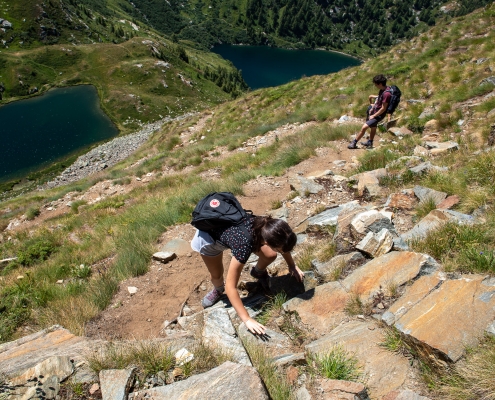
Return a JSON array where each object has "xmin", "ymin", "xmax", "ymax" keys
[{"xmin": 85, "ymin": 139, "xmax": 369, "ymax": 339}]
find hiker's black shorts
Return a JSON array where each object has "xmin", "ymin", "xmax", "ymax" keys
[{"xmin": 366, "ymin": 106, "xmax": 385, "ymax": 128}]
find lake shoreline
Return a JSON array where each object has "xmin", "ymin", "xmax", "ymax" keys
[{"xmin": 212, "ymin": 43, "xmax": 363, "ymax": 62}]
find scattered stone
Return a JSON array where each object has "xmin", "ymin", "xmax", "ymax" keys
[
  {"xmin": 133, "ymin": 362, "xmax": 268, "ymax": 399},
  {"xmin": 127, "ymin": 286, "xmax": 138, "ymax": 295},
  {"xmin": 350, "ymin": 210, "xmax": 396, "ymax": 241},
  {"xmin": 302, "ymin": 271, "xmax": 318, "ymax": 291},
  {"xmin": 202, "ymin": 308, "xmax": 251, "ymax": 365},
  {"xmin": 295, "ymin": 201, "xmax": 361, "ymax": 233},
  {"xmin": 333, "ymin": 160, "xmax": 347, "ymax": 167},
  {"xmin": 333, "ymin": 205, "xmax": 372, "ymax": 251},
  {"xmin": 307, "ymin": 321, "xmax": 410, "ymax": 398},
  {"xmin": 384, "ymin": 274, "xmax": 495, "ymax": 362},
  {"xmin": 436, "ymin": 195, "xmax": 460, "ymax": 209},
  {"xmin": 295, "ymin": 385, "xmax": 312, "ymax": 400},
  {"xmin": 89, "ymin": 383, "xmax": 100, "ymax": 395},
  {"xmin": 413, "ymin": 186, "xmax": 447, "ymax": 205},
  {"xmin": 384, "ymin": 190, "xmax": 418, "ymax": 210},
  {"xmin": 288, "ymin": 176, "xmax": 324, "ymax": 196},
  {"xmin": 100, "ymin": 369, "xmax": 136, "ymax": 400},
  {"xmin": 356, "ymin": 229, "xmax": 394, "ymax": 258},
  {"xmin": 480, "ymin": 76, "xmax": 495, "ymax": 86},
  {"xmin": 312, "ymin": 252, "xmax": 365, "ymax": 282},
  {"xmin": 271, "ymin": 353, "xmax": 306, "ymax": 367},
  {"xmin": 160, "ymin": 239, "xmax": 191, "ymax": 257},
  {"xmin": 175, "ymin": 348, "xmax": 194, "ymax": 365},
  {"xmin": 269, "ymin": 206, "xmax": 289, "ymax": 220},
  {"xmin": 388, "ymin": 126, "xmax": 413, "ymax": 136},
  {"xmin": 423, "ymin": 141, "xmax": 459, "ymax": 154},
  {"xmin": 152, "ymin": 251, "xmax": 177, "ymax": 263},
  {"xmin": 319, "ymin": 378, "xmax": 370, "ymax": 399},
  {"xmin": 401, "ymin": 209, "xmax": 474, "ymax": 242},
  {"xmin": 413, "ymin": 146, "xmax": 430, "ymax": 157},
  {"xmin": 357, "ymin": 172, "xmax": 382, "ymax": 197}
]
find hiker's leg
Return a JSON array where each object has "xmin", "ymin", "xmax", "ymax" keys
[
  {"xmin": 369, "ymin": 126, "xmax": 377, "ymax": 141},
  {"xmin": 355, "ymin": 123, "xmax": 368, "ymax": 142},
  {"xmin": 201, "ymin": 253, "xmax": 224, "ymax": 288},
  {"xmin": 254, "ymin": 245, "xmax": 278, "ymax": 273}
]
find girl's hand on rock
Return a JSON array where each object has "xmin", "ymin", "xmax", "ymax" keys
[
  {"xmin": 289, "ymin": 265, "xmax": 304, "ymax": 282},
  {"xmin": 245, "ymin": 318, "xmax": 266, "ymax": 335}
]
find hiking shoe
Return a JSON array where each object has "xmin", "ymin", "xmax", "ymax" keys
[
  {"xmin": 347, "ymin": 140, "xmax": 358, "ymax": 149},
  {"xmin": 360, "ymin": 140, "xmax": 373, "ymax": 148},
  {"xmin": 250, "ymin": 267, "xmax": 270, "ymax": 292},
  {"xmin": 201, "ymin": 288, "xmax": 223, "ymax": 308}
]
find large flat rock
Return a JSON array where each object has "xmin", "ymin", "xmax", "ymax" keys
[
  {"xmin": 305, "ymin": 201, "xmax": 361, "ymax": 228},
  {"xmin": 237, "ymin": 324, "xmax": 291, "ymax": 356},
  {"xmin": 132, "ymin": 361, "xmax": 268, "ymax": 400},
  {"xmin": 283, "ymin": 282, "xmax": 350, "ymax": 334},
  {"xmin": 342, "ymin": 251, "xmax": 438, "ymax": 299},
  {"xmin": 306, "ymin": 321, "xmax": 411, "ymax": 399},
  {"xmin": 202, "ymin": 308, "xmax": 251, "ymax": 365},
  {"xmin": 384, "ymin": 275, "xmax": 495, "ymax": 361},
  {"xmin": 0, "ymin": 326, "xmax": 96, "ymax": 377},
  {"xmin": 401, "ymin": 209, "xmax": 475, "ymax": 242}
]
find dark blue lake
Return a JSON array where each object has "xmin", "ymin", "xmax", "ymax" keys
[
  {"xmin": 0, "ymin": 85, "xmax": 118, "ymax": 181},
  {"xmin": 212, "ymin": 45, "xmax": 361, "ymax": 89}
]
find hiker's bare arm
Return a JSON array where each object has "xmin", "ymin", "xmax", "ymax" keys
[
  {"xmin": 369, "ymin": 94, "xmax": 378, "ymax": 104},
  {"xmin": 225, "ymin": 257, "xmax": 266, "ymax": 334},
  {"xmin": 282, "ymin": 252, "xmax": 304, "ymax": 282},
  {"xmin": 371, "ymin": 102, "xmax": 388, "ymax": 118}
]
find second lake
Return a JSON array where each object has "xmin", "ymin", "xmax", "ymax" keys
[{"xmin": 212, "ymin": 45, "xmax": 361, "ymax": 90}]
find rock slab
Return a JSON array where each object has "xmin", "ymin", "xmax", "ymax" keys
[
  {"xmin": 132, "ymin": 361, "xmax": 268, "ymax": 400},
  {"xmin": 202, "ymin": 308, "xmax": 251, "ymax": 365},
  {"xmin": 100, "ymin": 368, "xmax": 136, "ymax": 400},
  {"xmin": 306, "ymin": 321, "xmax": 411, "ymax": 399},
  {"xmin": 384, "ymin": 274, "xmax": 495, "ymax": 361}
]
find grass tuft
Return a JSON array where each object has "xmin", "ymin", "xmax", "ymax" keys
[{"xmin": 307, "ymin": 345, "xmax": 362, "ymax": 381}]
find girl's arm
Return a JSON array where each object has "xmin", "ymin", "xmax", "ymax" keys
[
  {"xmin": 282, "ymin": 252, "xmax": 304, "ymax": 282},
  {"xmin": 225, "ymin": 257, "xmax": 266, "ymax": 334}
]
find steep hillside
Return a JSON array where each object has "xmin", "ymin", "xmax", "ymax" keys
[
  {"xmin": 127, "ymin": 0, "xmax": 494, "ymax": 56},
  {"xmin": 0, "ymin": 0, "xmax": 247, "ymax": 116},
  {"xmin": 0, "ymin": 6, "xmax": 495, "ymax": 398}
]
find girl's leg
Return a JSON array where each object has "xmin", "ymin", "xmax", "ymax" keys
[
  {"xmin": 201, "ymin": 253, "xmax": 224, "ymax": 288},
  {"xmin": 254, "ymin": 245, "xmax": 277, "ymax": 272},
  {"xmin": 201, "ymin": 253, "xmax": 225, "ymax": 308}
]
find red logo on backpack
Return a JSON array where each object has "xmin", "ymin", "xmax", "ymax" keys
[{"xmin": 210, "ymin": 199, "xmax": 220, "ymax": 208}]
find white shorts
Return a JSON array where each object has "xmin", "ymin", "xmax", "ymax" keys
[{"xmin": 191, "ymin": 230, "xmax": 229, "ymax": 257}]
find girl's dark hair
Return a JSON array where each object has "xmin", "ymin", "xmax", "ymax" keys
[
  {"xmin": 372, "ymin": 74, "xmax": 387, "ymax": 86},
  {"xmin": 252, "ymin": 216, "xmax": 297, "ymax": 253}
]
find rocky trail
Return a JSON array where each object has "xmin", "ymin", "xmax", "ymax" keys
[{"xmin": 1, "ymin": 115, "xmax": 494, "ymax": 400}]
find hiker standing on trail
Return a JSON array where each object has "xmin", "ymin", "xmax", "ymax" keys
[
  {"xmin": 190, "ymin": 193, "xmax": 304, "ymax": 335},
  {"xmin": 348, "ymin": 74, "xmax": 392, "ymax": 149}
]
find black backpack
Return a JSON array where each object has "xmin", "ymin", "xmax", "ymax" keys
[
  {"xmin": 384, "ymin": 85, "xmax": 401, "ymax": 115},
  {"xmin": 191, "ymin": 192, "xmax": 252, "ymax": 231}
]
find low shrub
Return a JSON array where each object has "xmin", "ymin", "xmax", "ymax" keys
[
  {"xmin": 25, "ymin": 207, "xmax": 41, "ymax": 221},
  {"xmin": 17, "ymin": 238, "xmax": 56, "ymax": 266}
]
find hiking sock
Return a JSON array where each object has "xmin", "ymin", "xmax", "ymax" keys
[{"xmin": 214, "ymin": 284, "xmax": 225, "ymax": 293}]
